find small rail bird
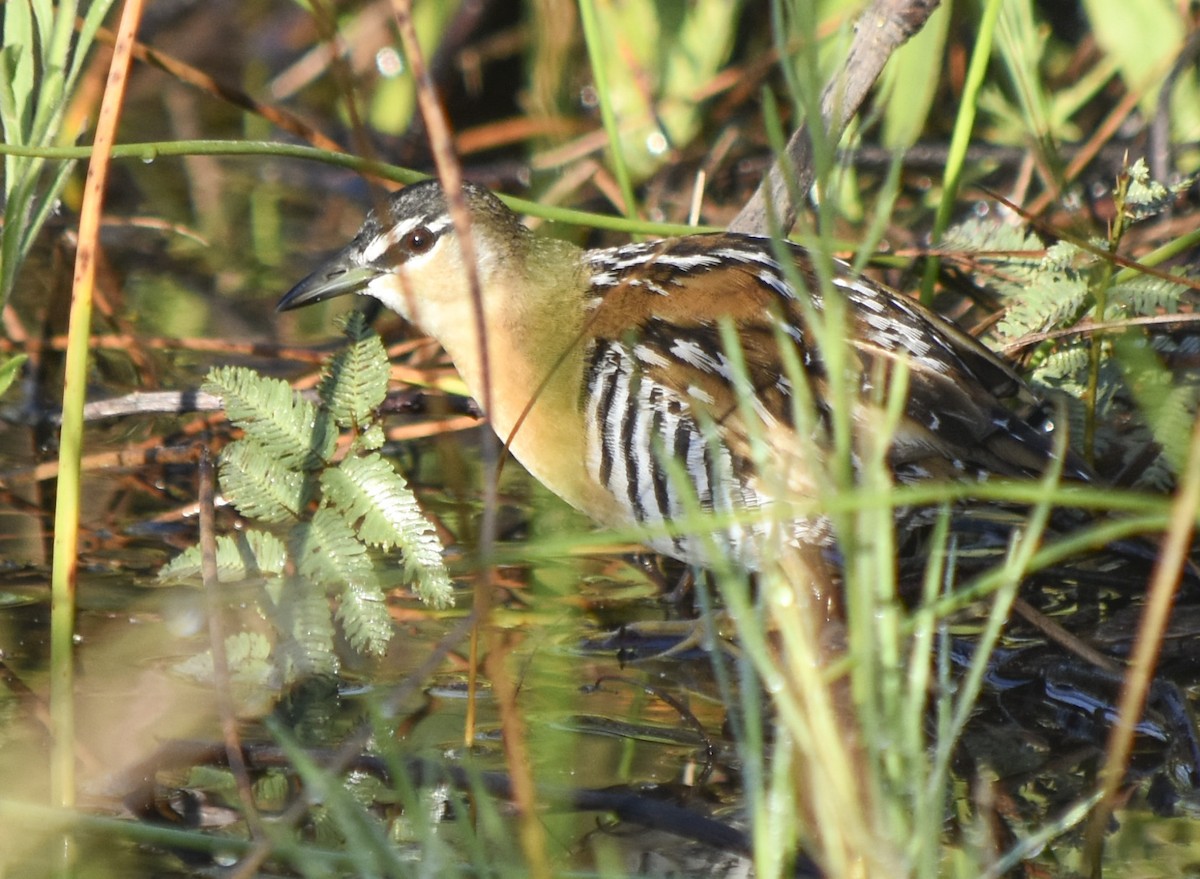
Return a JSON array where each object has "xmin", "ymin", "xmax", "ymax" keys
[{"xmin": 278, "ymin": 180, "xmax": 1086, "ymax": 570}]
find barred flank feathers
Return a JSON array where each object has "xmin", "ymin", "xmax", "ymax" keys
[{"xmin": 576, "ymin": 232, "xmax": 1093, "ymax": 562}]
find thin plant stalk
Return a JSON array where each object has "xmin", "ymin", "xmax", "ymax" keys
[
  {"xmin": 50, "ymin": 0, "xmax": 144, "ymax": 813},
  {"xmin": 0, "ymin": 139, "xmax": 719, "ymax": 236},
  {"xmin": 391, "ymin": 3, "xmax": 548, "ymax": 876},
  {"xmin": 1083, "ymin": 166, "xmax": 1133, "ymax": 461},
  {"xmin": 1082, "ymin": 410, "xmax": 1200, "ymax": 876},
  {"xmin": 197, "ymin": 450, "xmax": 262, "ymax": 842}
]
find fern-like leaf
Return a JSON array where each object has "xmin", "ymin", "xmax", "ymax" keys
[
  {"xmin": 294, "ymin": 505, "xmax": 377, "ymax": 588},
  {"xmin": 358, "ymin": 422, "xmax": 386, "ymax": 452},
  {"xmin": 944, "ymin": 219, "xmax": 1045, "ymax": 296},
  {"xmin": 997, "ymin": 275, "xmax": 1090, "ymax": 339},
  {"xmin": 218, "ymin": 439, "xmax": 313, "ymax": 523},
  {"xmin": 204, "ymin": 365, "xmax": 336, "ymax": 470},
  {"xmin": 1121, "ymin": 431, "xmax": 1176, "ymax": 491},
  {"xmin": 1123, "ymin": 158, "xmax": 1193, "ymax": 222},
  {"xmin": 1116, "ymin": 335, "xmax": 1197, "ymax": 475},
  {"xmin": 1036, "ymin": 345, "xmax": 1091, "ymax": 387},
  {"xmin": 174, "ymin": 632, "xmax": 277, "ymax": 687},
  {"xmin": 280, "ymin": 574, "xmax": 340, "ymax": 678},
  {"xmin": 321, "ymin": 453, "xmax": 453, "ymax": 607},
  {"xmin": 944, "ymin": 216, "xmax": 1044, "ymax": 258},
  {"xmin": 1039, "ymin": 240, "xmax": 1082, "ymax": 272},
  {"xmin": 319, "ymin": 312, "xmax": 390, "ymax": 429},
  {"xmin": 337, "ymin": 580, "xmax": 393, "ymax": 656},
  {"xmin": 159, "ymin": 530, "xmax": 288, "ymax": 583},
  {"xmin": 1108, "ymin": 277, "xmax": 1186, "ymax": 317}
]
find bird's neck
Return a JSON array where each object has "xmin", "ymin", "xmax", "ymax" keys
[
  {"xmin": 434, "ymin": 236, "xmax": 588, "ymax": 407},
  {"xmin": 431, "ymin": 236, "xmax": 622, "ymax": 520}
]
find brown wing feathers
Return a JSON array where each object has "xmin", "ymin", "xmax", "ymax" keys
[{"xmin": 582, "ymin": 234, "xmax": 1082, "ymax": 488}]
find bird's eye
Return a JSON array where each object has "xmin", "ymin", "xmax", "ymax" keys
[{"xmin": 403, "ymin": 226, "xmax": 435, "ymax": 254}]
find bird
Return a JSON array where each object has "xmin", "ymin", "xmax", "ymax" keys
[{"xmin": 277, "ymin": 179, "xmax": 1089, "ymax": 572}]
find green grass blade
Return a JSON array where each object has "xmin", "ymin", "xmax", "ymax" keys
[
  {"xmin": 577, "ymin": 0, "xmax": 637, "ymax": 217},
  {"xmin": 920, "ymin": 0, "xmax": 1003, "ymax": 303}
]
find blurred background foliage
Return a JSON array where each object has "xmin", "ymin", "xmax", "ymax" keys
[{"xmin": 7, "ymin": 0, "xmax": 1200, "ymax": 332}]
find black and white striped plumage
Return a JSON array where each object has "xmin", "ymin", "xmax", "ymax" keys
[{"xmin": 279, "ymin": 181, "xmax": 1087, "ymax": 568}]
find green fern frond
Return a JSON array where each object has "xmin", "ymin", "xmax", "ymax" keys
[
  {"xmin": 337, "ymin": 580, "xmax": 394, "ymax": 656},
  {"xmin": 320, "ymin": 454, "xmax": 420, "ymax": 548},
  {"xmin": 174, "ymin": 632, "xmax": 277, "ymax": 687},
  {"xmin": 280, "ymin": 575, "xmax": 340, "ymax": 678},
  {"xmin": 958, "ymin": 164, "xmax": 1197, "ymax": 488},
  {"xmin": 1107, "ymin": 277, "xmax": 1186, "ymax": 317},
  {"xmin": 294, "ymin": 505, "xmax": 378, "ymax": 588},
  {"xmin": 359, "ymin": 422, "xmax": 387, "ymax": 452},
  {"xmin": 1115, "ymin": 331, "xmax": 1198, "ymax": 474},
  {"xmin": 943, "ymin": 216, "xmax": 1044, "ymax": 258},
  {"xmin": 997, "ymin": 275, "xmax": 1090, "ymax": 339},
  {"xmin": 1036, "ymin": 344, "xmax": 1090, "ymax": 385},
  {"xmin": 218, "ymin": 439, "xmax": 314, "ymax": 523},
  {"xmin": 322, "ymin": 453, "xmax": 453, "ymax": 607},
  {"xmin": 943, "ymin": 219, "xmax": 1045, "ymax": 296},
  {"xmin": 174, "ymin": 323, "xmax": 455, "ymax": 665},
  {"xmin": 159, "ymin": 530, "xmax": 288, "ymax": 583},
  {"xmin": 319, "ymin": 312, "xmax": 391, "ymax": 430},
  {"xmin": 1123, "ymin": 158, "xmax": 1193, "ymax": 222},
  {"xmin": 204, "ymin": 366, "xmax": 336, "ymax": 470},
  {"xmin": 1039, "ymin": 240, "xmax": 1083, "ymax": 272},
  {"xmin": 1120, "ymin": 431, "xmax": 1176, "ymax": 491}
]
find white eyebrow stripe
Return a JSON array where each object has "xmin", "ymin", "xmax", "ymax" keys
[
  {"xmin": 362, "ymin": 217, "xmax": 421, "ymax": 263},
  {"xmin": 360, "ymin": 215, "xmax": 453, "ymax": 264},
  {"xmin": 425, "ymin": 216, "xmax": 452, "ymax": 236}
]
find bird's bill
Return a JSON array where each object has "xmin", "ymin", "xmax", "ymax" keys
[{"xmin": 276, "ymin": 254, "xmax": 383, "ymax": 311}]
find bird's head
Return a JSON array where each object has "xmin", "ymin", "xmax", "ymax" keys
[{"xmin": 277, "ymin": 180, "xmax": 529, "ymax": 339}]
